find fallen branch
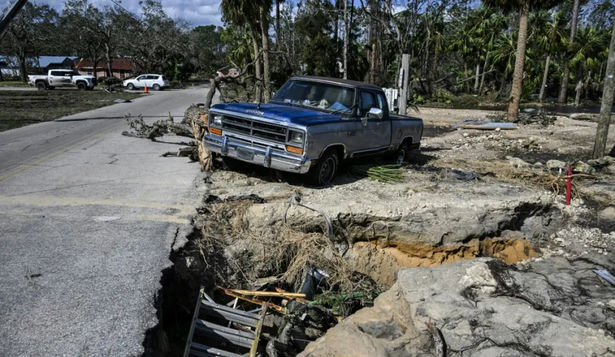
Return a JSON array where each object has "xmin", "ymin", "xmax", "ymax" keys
[{"xmin": 122, "ymin": 112, "xmax": 192, "ymax": 140}]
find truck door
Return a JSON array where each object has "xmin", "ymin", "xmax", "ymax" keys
[
  {"xmin": 49, "ymin": 71, "xmax": 69, "ymax": 87},
  {"xmin": 354, "ymin": 90, "xmax": 392, "ymax": 155}
]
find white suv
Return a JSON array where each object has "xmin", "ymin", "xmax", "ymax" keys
[{"xmin": 123, "ymin": 74, "xmax": 170, "ymax": 91}]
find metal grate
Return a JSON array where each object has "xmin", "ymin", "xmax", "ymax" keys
[
  {"xmin": 184, "ymin": 288, "xmax": 267, "ymax": 357},
  {"xmin": 222, "ymin": 115, "xmax": 287, "ymax": 144}
]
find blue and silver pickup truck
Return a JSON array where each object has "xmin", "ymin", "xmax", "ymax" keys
[{"xmin": 204, "ymin": 76, "xmax": 423, "ymax": 185}]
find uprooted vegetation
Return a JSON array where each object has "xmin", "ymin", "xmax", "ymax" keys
[{"xmin": 140, "ymin": 106, "xmax": 615, "ymax": 356}]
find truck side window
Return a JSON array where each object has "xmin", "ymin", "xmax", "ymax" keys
[
  {"xmin": 376, "ymin": 93, "xmax": 388, "ymax": 116},
  {"xmin": 360, "ymin": 91, "xmax": 376, "ymax": 117}
]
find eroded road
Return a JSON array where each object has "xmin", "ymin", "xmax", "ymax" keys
[{"xmin": 0, "ymin": 88, "xmax": 210, "ymax": 356}]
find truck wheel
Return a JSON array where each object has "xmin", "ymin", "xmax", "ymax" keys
[
  {"xmin": 307, "ymin": 150, "xmax": 339, "ymax": 186},
  {"xmin": 152, "ymin": 84, "xmax": 161, "ymax": 91},
  {"xmin": 394, "ymin": 142, "xmax": 409, "ymax": 165},
  {"xmin": 77, "ymin": 82, "xmax": 86, "ymax": 91},
  {"xmin": 127, "ymin": 83, "xmax": 135, "ymax": 90},
  {"xmin": 36, "ymin": 82, "xmax": 46, "ymax": 90}
]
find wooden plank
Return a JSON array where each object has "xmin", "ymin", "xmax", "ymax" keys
[{"xmin": 249, "ymin": 304, "xmax": 268, "ymax": 357}]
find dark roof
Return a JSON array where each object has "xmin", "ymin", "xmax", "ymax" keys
[
  {"xmin": 76, "ymin": 58, "xmax": 135, "ymax": 71},
  {"xmin": 290, "ymin": 76, "xmax": 382, "ymax": 90}
]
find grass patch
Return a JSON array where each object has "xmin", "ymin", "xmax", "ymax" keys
[
  {"xmin": 0, "ymin": 81, "xmax": 28, "ymax": 87},
  {"xmin": 0, "ymin": 90, "xmax": 142, "ymax": 132}
]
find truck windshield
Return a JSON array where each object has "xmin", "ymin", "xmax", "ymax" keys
[{"xmin": 272, "ymin": 80, "xmax": 355, "ymax": 114}]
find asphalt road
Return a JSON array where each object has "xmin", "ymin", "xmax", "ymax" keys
[{"xmin": 0, "ymin": 88, "xmax": 212, "ymax": 356}]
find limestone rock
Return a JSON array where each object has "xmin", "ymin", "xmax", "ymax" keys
[
  {"xmin": 574, "ymin": 161, "xmax": 596, "ymax": 174},
  {"xmin": 301, "ymin": 257, "xmax": 615, "ymax": 357},
  {"xmin": 547, "ymin": 159, "xmax": 567, "ymax": 170},
  {"xmin": 508, "ymin": 157, "xmax": 530, "ymax": 169},
  {"xmin": 599, "ymin": 206, "xmax": 615, "ymax": 221}
]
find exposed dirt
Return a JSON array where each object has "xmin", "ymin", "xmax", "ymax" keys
[{"xmin": 146, "ymin": 107, "xmax": 615, "ymax": 356}]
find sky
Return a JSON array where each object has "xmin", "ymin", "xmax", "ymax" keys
[{"xmin": 0, "ymin": 0, "xmax": 225, "ymax": 26}]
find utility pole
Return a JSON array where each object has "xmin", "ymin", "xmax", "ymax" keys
[
  {"xmin": 592, "ymin": 19, "xmax": 615, "ymax": 159},
  {"xmin": 399, "ymin": 54, "xmax": 410, "ymax": 115},
  {"xmin": 343, "ymin": 0, "xmax": 348, "ymax": 80},
  {"xmin": 0, "ymin": 0, "xmax": 28, "ymax": 39}
]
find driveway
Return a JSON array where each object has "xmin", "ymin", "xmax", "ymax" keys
[{"xmin": 0, "ymin": 87, "xmax": 212, "ymax": 356}]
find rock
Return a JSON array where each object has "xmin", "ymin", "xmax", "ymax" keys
[
  {"xmin": 533, "ymin": 162, "xmax": 543, "ymax": 168},
  {"xmin": 598, "ymin": 206, "xmax": 615, "ymax": 221},
  {"xmin": 587, "ymin": 156, "xmax": 615, "ymax": 167},
  {"xmin": 301, "ymin": 257, "xmax": 615, "ymax": 357},
  {"xmin": 574, "ymin": 161, "xmax": 596, "ymax": 174},
  {"xmin": 508, "ymin": 157, "xmax": 530, "ymax": 169},
  {"xmin": 547, "ymin": 159, "xmax": 567, "ymax": 170}
]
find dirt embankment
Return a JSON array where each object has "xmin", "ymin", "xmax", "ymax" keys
[{"xmin": 150, "ymin": 107, "xmax": 615, "ymax": 356}]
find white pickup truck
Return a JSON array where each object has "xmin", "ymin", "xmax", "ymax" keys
[{"xmin": 28, "ymin": 69, "xmax": 97, "ymax": 90}]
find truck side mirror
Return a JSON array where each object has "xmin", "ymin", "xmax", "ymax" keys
[{"xmin": 368, "ymin": 107, "xmax": 383, "ymax": 120}]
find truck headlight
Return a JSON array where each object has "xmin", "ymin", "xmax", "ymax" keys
[
  {"xmin": 289, "ymin": 130, "xmax": 304, "ymax": 147},
  {"xmin": 212, "ymin": 115, "xmax": 223, "ymax": 126}
]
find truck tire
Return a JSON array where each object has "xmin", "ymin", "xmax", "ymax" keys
[
  {"xmin": 127, "ymin": 83, "xmax": 135, "ymax": 90},
  {"xmin": 36, "ymin": 81, "xmax": 47, "ymax": 90},
  {"xmin": 77, "ymin": 82, "xmax": 86, "ymax": 91},
  {"xmin": 307, "ymin": 149, "xmax": 339, "ymax": 186},
  {"xmin": 394, "ymin": 142, "xmax": 409, "ymax": 165},
  {"xmin": 152, "ymin": 84, "xmax": 161, "ymax": 91}
]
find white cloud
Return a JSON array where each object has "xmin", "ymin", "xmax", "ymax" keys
[{"xmin": 0, "ymin": 0, "xmax": 223, "ymax": 26}]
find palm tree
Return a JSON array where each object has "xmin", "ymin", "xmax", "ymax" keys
[
  {"xmin": 530, "ymin": 10, "xmax": 565, "ymax": 101},
  {"xmin": 568, "ymin": 26, "xmax": 609, "ymax": 105},
  {"xmin": 558, "ymin": 0, "xmax": 581, "ymax": 104},
  {"xmin": 475, "ymin": 9, "xmax": 508, "ymax": 94},
  {"xmin": 483, "ymin": 0, "xmax": 559, "ymax": 120}
]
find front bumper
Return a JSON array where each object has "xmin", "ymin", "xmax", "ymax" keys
[{"xmin": 204, "ymin": 135, "xmax": 312, "ymax": 174}]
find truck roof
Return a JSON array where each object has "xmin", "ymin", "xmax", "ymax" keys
[{"xmin": 290, "ymin": 76, "xmax": 382, "ymax": 91}]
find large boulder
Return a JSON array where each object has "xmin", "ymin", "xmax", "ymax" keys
[{"xmin": 300, "ymin": 257, "xmax": 615, "ymax": 357}]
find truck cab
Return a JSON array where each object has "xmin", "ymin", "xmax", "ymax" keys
[
  {"xmin": 28, "ymin": 70, "xmax": 96, "ymax": 90},
  {"xmin": 204, "ymin": 76, "xmax": 423, "ymax": 185}
]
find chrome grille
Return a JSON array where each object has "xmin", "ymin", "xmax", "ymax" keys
[{"xmin": 222, "ymin": 115, "xmax": 287, "ymax": 144}]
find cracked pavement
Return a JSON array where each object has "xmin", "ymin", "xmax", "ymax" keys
[{"xmin": 0, "ymin": 88, "xmax": 213, "ymax": 356}]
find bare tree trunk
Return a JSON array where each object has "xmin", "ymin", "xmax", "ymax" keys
[
  {"xmin": 18, "ymin": 53, "xmax": 26, "ymax": 83},
  {"xmin": 250, "ymin": 26, "xmax": 262, "ymax": 102},
  {"xmin": 585, "ymin": 70, "xmax": 592, "ymax": 100},
  {"xmin": 275, "ymin": 0, "xmax": 281, "ymax": 50},
  {"xmin": 105, "ymin": 44, "xmax": 113, "ymax": 78},
  {"xmin": 479, "ymin": 51, "xmax": 489, "ymax": 94},
  {"xmin": 260, "ymin": 6, "xmax": 271, "ymax": 102},
  {"xmin": 508, "ymin": 1, "xmax": 530, "ymax": 121},
  {"xmin": 474, "ymin": 63, "xmax": 480, "ymax": 94},
  {"xmin": 574, "ymin": 79, "xmax": 583, "ymax": 106},
  {"xmin": 464, "ymin": 61, "xmax": 470, "ymax": 93},
  {"xmin": 592, "ymin": 20, "xmax": 615, "ymax": 158},
  {"xmin": 558, "ymin": 0, "xmax": 580, "ymax": 104},
  {"xmin": 539, "ymin": 54, "xmax": 551, "ymax": 101},
  {"xmin": 343, "ymin": 0, "xmax": 349, "ymax": 79}
]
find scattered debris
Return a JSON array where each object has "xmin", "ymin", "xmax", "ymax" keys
[
  {"xmin": 461, "ymin": 122, "xmax": 516, "ymax": 130},
  {"xmin": 184, "ymin": 288, "xmax": 267, "ymax": 357},
  {"xmin": 593, "ymin": 269, "xmax": 615, "ymax": 287}
]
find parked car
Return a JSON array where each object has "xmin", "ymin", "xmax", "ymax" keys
[
  {"xmin": 204, "ymin": 76, "xmax": 424, "ymax": 185},
  {"xmin": 123, "ymin": 74, "xmax": 170, "ymax": 90},
  {"xmin": 28, "ymin": 70, "xmax": 96, "ymax": 90}
]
